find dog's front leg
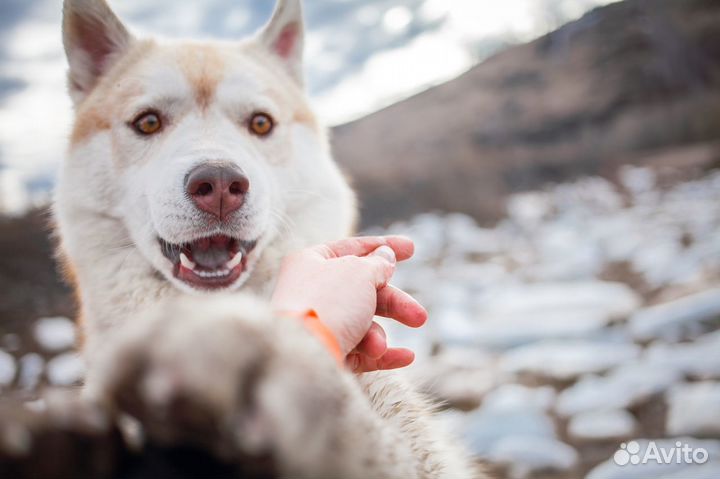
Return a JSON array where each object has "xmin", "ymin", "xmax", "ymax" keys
[{"xmin": 85, "ymin": 294, "xmax": 422, "ymax": 478}]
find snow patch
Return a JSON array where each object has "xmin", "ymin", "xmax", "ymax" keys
[
  {"xmin": 482, "ymin": 384, "xmax": 557, "ymax": 412},
  {"xmin": 34, "ymin": 317, "xmax": 77, "ymax": 352},
  {"xmin": 568, "ymin": 409, "xmax": 637, "ymax": 441},
  {"xmin": 0, "ymin": 350, "xmax": 17, "ymax": 386},
  {"xmin": 18, "ymin": 353, "xmax": 44, "ymax": 390},
  {"xmin": 489, "ymin": 436, "xmax": 579, "ymax": 479},
  {"xmin": 46, "ymin": 352, "xmax": 84, "ymax": 386},
  {"xmin": 630, "ymin": 289, "xmax": 720, "ymax": 342},
  {"xmin": 666, "ymin": 382, "xmax": 720, "ymax": 436},
  {"xmin": 556, "ymin": 362, "xmax": 681, "ymax": 417},
  {"xmin": 501, "ymin": 340, "xmax": 640, "ymax": 380}
]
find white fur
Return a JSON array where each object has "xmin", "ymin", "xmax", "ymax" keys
[{"xmin": 56, "ymin": 1, "xmax": 483, "ymax": 477}]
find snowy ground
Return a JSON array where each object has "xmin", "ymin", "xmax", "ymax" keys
[
  {"xmin": 1, "ymin": 166, "xmax": 719, "ymax": 478},
  {"xmin": 371, "ymin": 166, "xmax": 720, "ymax": 478}
]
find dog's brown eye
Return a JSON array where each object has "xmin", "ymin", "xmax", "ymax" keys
[
  {"xmin": 132, "ymin": 112, "xmax": 162, "ymax": 135},
  {"xmin": 249, "ymin": 113, "xmax": 274, "ymax": 137}
]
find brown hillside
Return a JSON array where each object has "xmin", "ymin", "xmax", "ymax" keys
[{"xmin": 332, "ymin": 0, "xmax": 720, "ymax": 227}]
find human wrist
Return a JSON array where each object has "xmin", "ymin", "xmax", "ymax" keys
[{"xmin": 275, "ymin": 309, "xmax": 344, "ymax": 363}]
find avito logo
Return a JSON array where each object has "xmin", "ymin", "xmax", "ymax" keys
[{"xmin": 613, "ymin": 441, "xmax": 709, "ymax": 466}]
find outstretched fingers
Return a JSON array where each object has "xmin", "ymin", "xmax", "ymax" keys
[
  {"xmin": 376, "ymin": 285, "xmax": 427, "ymax": 328},
  {"xmin": 314, "ymin": 236, "xmax": 414, "ymax": 261},
  {"xmin": 346, "ymin": 348, "xmax": 415, "ymax": 374}
]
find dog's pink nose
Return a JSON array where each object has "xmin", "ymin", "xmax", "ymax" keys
[{"xmin": 185, "ymin": 164, "xmax": 249, "ymax": 220}]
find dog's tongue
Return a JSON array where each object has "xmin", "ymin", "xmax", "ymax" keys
[{"xmin": 189, "ymin": 235, "xmax": 233, "ymax": 269}]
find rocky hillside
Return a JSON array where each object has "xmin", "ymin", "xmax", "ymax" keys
[{"xmin": 332, "ymin": 0, "xmax": 720, "ymax": 227}]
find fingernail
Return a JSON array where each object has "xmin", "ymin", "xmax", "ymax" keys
[{"xmin": 373, "ymin": 245, "xmax": 396, "ymax": 264}]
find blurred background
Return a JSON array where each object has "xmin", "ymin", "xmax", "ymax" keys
[{"xmin": 1, "ymin": 0, "xmax": 719, "ymax": 478}]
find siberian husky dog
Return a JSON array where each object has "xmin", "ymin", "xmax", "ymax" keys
[{"xmin": 55, "ymin": 0, "xmax": 481, "ymax": 477}]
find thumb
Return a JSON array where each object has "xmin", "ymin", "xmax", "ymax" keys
[{"xmin": 366, "ymin": 245, "xmax": 396, "ymax": 288}]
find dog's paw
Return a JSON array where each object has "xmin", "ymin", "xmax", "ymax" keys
[{"xmin": 87, "ymin": 295, "xmax": 348, "ymax": 465}]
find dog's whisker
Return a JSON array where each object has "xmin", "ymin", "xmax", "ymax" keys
[
  {"xmin": 116, "ymin": 246, "xmax": 138, "ymax": 271},
  {"xmin": 104, "ymin": 241, "xmax": 136, "ymax": 252},
  {"xmin": 268, "ymin": 208, "xmax": 295, "ymax": 236}
]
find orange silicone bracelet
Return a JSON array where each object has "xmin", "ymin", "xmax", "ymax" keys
[{"xmin": 278, "ymin": 309, "xmax": 343, "ymax": 364}]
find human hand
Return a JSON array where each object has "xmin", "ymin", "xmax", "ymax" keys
[{"xmin": 270, "ymin": 236, "xmax": 427, "ymax": 372}]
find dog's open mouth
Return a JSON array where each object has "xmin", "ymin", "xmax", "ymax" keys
[{"xmin": 159, "ymin": 235, "xmax": 257, "ymax": 290}]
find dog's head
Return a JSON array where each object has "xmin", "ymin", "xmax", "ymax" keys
[{"xmin": 58, "ymin": 0, "xmax": 355, "ymax": 293}]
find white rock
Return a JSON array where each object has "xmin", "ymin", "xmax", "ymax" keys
[
  {"xmin": 568, "ymin": 409, "xmax": 637, "ymax": 441},
  {"xmin": 525, "ymin": 224, "xmax": 606, "ymax": 281},
  {"xmin": 380, "ymin": 316, "xmax": 434, "ymax": 360},
  {"xmin": 586, "ymin": 438, "xmax": 720, "ymax": 479},
  {"xmin": 507, "ymin": 191, "xmax": 553, "ymax": 228},
  {"xmin": 467, "ymin": 282, "xmax": 640, "ymax": 347},
  {"xmin": 478, "ymin": 282, "xmax": 641, "ymax": 319},
  {"xmin": 620, "ymin": 166, "xmax": 656, "ymax": 196},
  {"xmin": 629, "ymin": 288, "xmax": 720, "ymax": 342},
  {"xmin": 435, "ymin": 260, "xmax": 509, "ymax": 290},
  {"xmin": 432, "ymin": 304, "xmax": 482, "ymax": 347},
  {"xmin": 471, "ymin": 309, "xmax": 618, "ymax": 348},
  {"xmin": 644, "ymin": 330, "xmax": 720, "ymax": 380},
  {"xmin": 600, "ymin": 214, "xmax": 648, "ymax": 263},
  {"xmin": 460, "ymin": 409, "xmax": 557, "ymax": 457},
  {"xmin": 630, "ymin": 236, "xmax": 686, "ymax": 289},
  {"xmin": 666, "ymin": 382, "xmax": 720, "ymax": 436},
  {"xmin": 0, "ymin": 349, "xmax": 16, "ymax": 386},
  {"xmin": 481, "ymin": 384, "xmax": 556, "ymax": 412},
  {"xmin": 553, "ymin": 177, "xmax": 623, "ymax": 213},
  {"xmin": 391, "ymin": 213, "xmax": 447, "ymax": 264},
  {"xmin": 445, "ymin": 214, "xmax": 503, "ymax": 256},
  {"xmin": 34, "ymin": 317, "xmax": 77, "ymax": 352},
  {"xmin": 501, "ymin": 340, "xmax": 640, "ymax": 381},
  {"xmin": 46, "ymin": 352, "xmax": 84, "ymax": 386},
  {"xmin": 422, "ymin": 346, "xmax": 496, "ymax": 369},
  {"xmin": 417, "ymin": 368, "xmax": 496, "ymax": 408},
  {"xmin": 18, "ymin": 353, "xmax": 44, "ymax": 390},
  {"xmin": 556, "ymin": 361, "xmax": 682, "ymax": 417},
  {"xmin": 489, "ymin": 436, "xmax": 579, "ymax": 479}
]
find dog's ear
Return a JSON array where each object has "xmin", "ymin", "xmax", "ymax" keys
[
  {"xmin": 257, "ymin": 0, "xmax": 305, "ymax": 85},
  {"xmin": 63, "ymin": 0, "xmax": 133, "ymax": 105}
]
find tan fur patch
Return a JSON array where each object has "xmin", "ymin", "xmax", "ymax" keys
[
  {"xmin": 71, "ymin": 109, "xmax": 112, "ymax": 145},
  {"xmin": 292, "ymin": 105, "xmax": 319, "ymax": 129},
  {"xmin": 177, "ymin": 45, "xmax": 225, "ymax": 110}
]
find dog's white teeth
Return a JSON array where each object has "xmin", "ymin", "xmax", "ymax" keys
[
  {"xmin": 195, "ymin": 269, "xmax": 230, "ymax": 278},
  {"xmin": 180, "ymin": 253, "xmax": 196, "ymax": 270},
  {"xmin": 226, "ymin": 251, "xmax": 243, "ymax": 270}
]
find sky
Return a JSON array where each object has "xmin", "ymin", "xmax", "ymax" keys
[{"xmin": 0, "ymin": 0, "xmax": 615, "ymax": 212}]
